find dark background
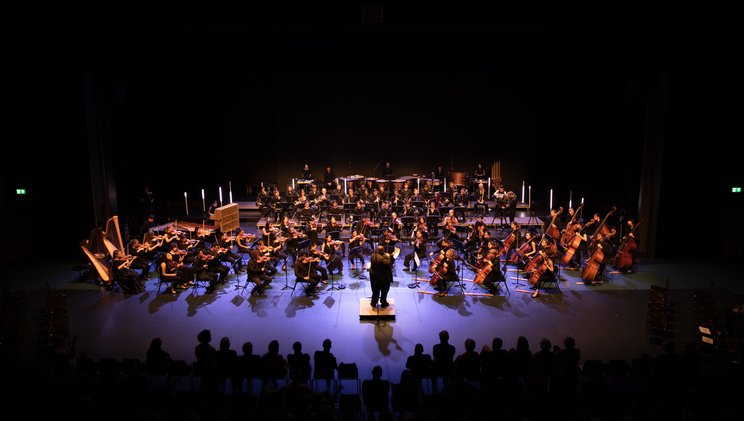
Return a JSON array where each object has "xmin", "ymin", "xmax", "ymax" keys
[{"xmin": 2, "ymin": 1, "xmax": 742, "ymax": 263}]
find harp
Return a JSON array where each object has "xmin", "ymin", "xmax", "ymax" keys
[
  {"xmin": 102, "ymin": 216, "xmax": 124, "ymax": 258},
  {"xmin": 81, "ymin": 215, "xmax": 123, "ymax": 285}
]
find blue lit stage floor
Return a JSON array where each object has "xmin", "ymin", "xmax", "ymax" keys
[{"xmin": 8, "ymin": 257, "xmax": 742, "ymax": 383}]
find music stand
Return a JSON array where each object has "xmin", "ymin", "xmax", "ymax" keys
[
  {"xmin": 411, "ymin": 201, "xmax": 425, "ymax": 214},
  {"xmin": 350, "ymin": 246, "xmax": 367, "ymax": 280},
  {"xmin": 401, "ymin": 216, "xmax": 415, "ymax": 236},
  {"xmin": 525, "ymin": 202, "xmax": 538, "ymax": 227}
]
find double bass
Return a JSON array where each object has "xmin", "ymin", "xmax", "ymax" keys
[
  {"xmin": 560, "ymin": 203, "xmax": 585, "ymax": 246},
  {"xmin": 613, "ymin": 220, "xmax": 643, "ymax": 272},
  {"xmin": 580, "ymin": 207, "xmax": 616, "ymax": 283},
  {"xmin": 545, "ymin": 207, "xmax": 564, "ymax": 241}
]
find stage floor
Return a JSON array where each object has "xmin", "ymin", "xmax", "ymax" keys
[{"xmin": 7, "ymin": 257, "xmax": 742, "ymax": 384}]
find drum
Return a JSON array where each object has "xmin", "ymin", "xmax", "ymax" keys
[
  {"xmin": 391, "ymin": 179, "xmax": 406, "ymax": 191},
  {"xmin": 341, "ymin": 175, "xmax": 364, "ymax": 192},
  {"xmin": 451, "ymin": 172, "xmax": 467, "ymax": 187}
]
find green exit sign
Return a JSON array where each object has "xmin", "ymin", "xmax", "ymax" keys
[
  {"xmin": 16, "ymin": 188, "xmax": 26, "ymax": 195},
  {"xmin": 733, "ymin": 187, "xmax": 742, "ymax": 193}
]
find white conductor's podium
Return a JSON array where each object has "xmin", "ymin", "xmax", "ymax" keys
[{"xmin": 359, "ymin": 298, "xmax": 396, "ymax": 320}]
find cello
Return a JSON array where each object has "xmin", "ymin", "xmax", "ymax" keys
[
  {"xmin": 580, "ymin": 207, "xmax": 616, "ymax": 283},
  {"xmin": 613, "ymin": 220, "xmax": 643, "ymax": 272},
  {"xmin": 429, "ymin": 252, "xmax": 448, "ymax": 286},
  {"xmin": 473, "ymin": 249, "xmax": 499, "ymax": 284},
  {"xmin": 510, "ymin": 232, "xmax": 536, "ymax": 264},
  {"xmin": 528, "ymin": 251, "xmax": 552, "ymax": 286}
]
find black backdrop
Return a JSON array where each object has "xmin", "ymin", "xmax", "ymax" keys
[{"xmin": 2, "ymin": 2, "xmax": 742, "ymax": 262}]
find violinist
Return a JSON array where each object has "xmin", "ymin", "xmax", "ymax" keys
[
  {"xmin": 308, "ymin": 244, "xmax": 330, "ymax": 282},
  {"xmin": 414, "ymin": 216, "xmax": 429, "ymax": 240},
  {"xmin": 219, "ymin": 231, "xmax": 244, "ymax": 273},
  {"xmin": 404, "ymin": 230, "xmax": 427, "ymax": 271},
  {"xmin": 128, "ymin": 239, "xmax": 154, "ymax": 281},
  {"xmin": 294, "ymin": 189, "xmax": 308, "ymax": 208},
  {"xmin": 160, "ymin": 251, "xmax": 185, "ymax": 294},
  {"xmin": 235, "ymin": 228, "xmax": 255, "ymax": 254},
  {"xmin": 254, "ymin": 240, "xmax": 279, "ymax": 276},
  {"xmin": 247, "ymin": 250, "xmax": 272, "ymax": 296},
  {"xmin": 294, "ymin": 251, "xmax": 321, "ymax": 294},
  {"xmin": 530, "ymin": 251, "xmax": 555, "ymax": 298},
  {"xmin": 388, "ymin": 211, "xmax": 403, "ymax": 236},
  {"xmin": 322, "ymin": 235, "xmax": 344, "ymax": 275},
  {"xmin": 112, "ymin": 249, "xmax": 145, "ymax": 293},
  {"xmin": 348, "ymin": 229, "xmax": 366, "ymax": 268},
  {"xmin": 193, "ymin": 249, "xmax": 219, "ymax": 293},
  {"xmin": 381, "ymin": 230, "xmax": 400, "ymax": 262},
  {"xmin": 206, "ymin": 244, "xmax": 230, "ymax": 283}
]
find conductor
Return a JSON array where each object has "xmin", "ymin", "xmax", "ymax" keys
[{"xmin": 370, "ymin": 245, "xmax": 393, "ymax": 308}]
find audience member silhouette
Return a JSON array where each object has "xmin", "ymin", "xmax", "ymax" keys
[
  {"xmin": 362, "ymin": 365, "xmax": 390, "ymax": 418},
  {"xmin": 432, "ymin": 330, "xmax": 456, "ymax": 384},
  {"xmin": 287, "ymin": 341, "xmax": 311, "ymax": 384},
  {"xmin": 215, "ymin": 336, "xmax": 239, "ymax": 393},
  {"xmin": 194, "ymin": 329, "xmax": 218, "ymax": 393},
  {"xmin": 405, "ymin": 343, "xmax": 433, "ymax": 382},
  {"xmin": 313, "ymin": 338, "xmax": 338, "ymax": 391},
  {"xmin": 454, "ymin": 338, "xmax": 480, "ymax": 384},
  {"xmin": 145, "ymin": 337, "xmax": 172, "ymax": 375},
  {"xmin": 238, "ymin": 341, "xmax": 261, "ymax": 393},
  {"xmin": 261, "ymin": 339, "xmax": 287, "ymax": 391}
]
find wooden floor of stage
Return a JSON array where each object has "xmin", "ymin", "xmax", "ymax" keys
[{"xmin": 6, "ymin": 252, "xmax": 742, "ymax": 387}]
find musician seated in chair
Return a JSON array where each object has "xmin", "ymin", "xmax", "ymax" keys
[
  {"xmin": 294, "ymin": 251, "xmax": 321, "ymax": 294},
  {"xmin": 480, "ymin": 249, "xmax": 506, "ymax": 295},
  {"xmin": 530, "ymin": 252, "xmax": 555, "ymax": 298},
  {"xmin": 348, "ymin": 230, "xmax": 366, "ymax": 268},
  {"xmin": 112, "ymin": 250, "xmax": 145, "ymax": 294},
  {"xmin": 404, "ymin": 230, "xmax": 427, "ymax": 271},
  {"xmin": 434, "ymin": 249, "xmax": 460, "ymax": 297}
]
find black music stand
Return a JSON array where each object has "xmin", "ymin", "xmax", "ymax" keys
[
  {"xmin": 425, "ymin": 215, "xmax": 440, "ymax": 236},
  {"xmin": 343, "ymin": 203, "xmax": 356, "ymax": 224},
  {"xmin": 411, "ymin": 201, "xmax": 425, "ymax": 214},
  {"xmin": 350, "ymin": 246, "xmax": 367, "ymax": 280},
  {"xmin": 525, "ymin": 202, "xmax": 538, "ymax": 227}
]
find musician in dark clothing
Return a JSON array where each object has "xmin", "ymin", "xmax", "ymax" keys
[
  {"xmin": 193, "ymin": 250, "xmax": 219, "ymax": 293},
  {"xmin": 404, "ymin": 230, "xmax": 427, "ymax": 271},
  {"xmin": 433, "ymin": 165, "xmax": 446, "ymax": 190},
  {"xmin": 543, "ymin": 208, "xmax": 563, "ymax": 236},
  {"xmin": 301, "ymin": 164, "xmax": 313, "ymax": 181},
  {"xmin": 370, "ymin": 246, "xmax": 393, "ymax": 308},
  {"xmin": 531, "ymin": 252, "xmax": 555, "ymax": 298},
  {"xmin": 323, "ymin": 166, "xmax": 336, "ymax": 191},
  {"xmin": 433, "ymin": 249, "xmax": 459, "ymax": 296},
  {"xmin": 506, "ymin": 191, "xmax": 519, "ymax": 225},
  {"xmin": 382, "ymin": 161, "xmax": 393, "ymax": 179},
  {"xmin": 348, "ymin": 230, "xmax": 366, "ymax": 268},
  {"xmin": 246, "ymin": 250, "xmax": 271, "ymax": 296},
  {"xmin": 112, "ymin": 250, "xmax": 145, "ymax": 293},
  {"xmin": 481, "ymin": 250, "xmax": 506, "ymax": 295},
  {"xmin": 294, "ymin": 252, "xmax": 321, "ymax": 294},
  {"xmin": 473, "ymin": 163, "xmax": 486, "ymax": 178}
]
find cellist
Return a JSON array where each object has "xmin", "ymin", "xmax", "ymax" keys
[
  {"xmin": 530, "ymin": 251, "xmax": 555, "ymax": 298},
  {"xmin": 479, "ymin": 248, "xmax": 506, "ymax": 295}
]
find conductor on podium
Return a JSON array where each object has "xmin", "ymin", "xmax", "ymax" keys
[{"xmin": 370, "ymin": 245, "xmax": 393, "ymax": 308}]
